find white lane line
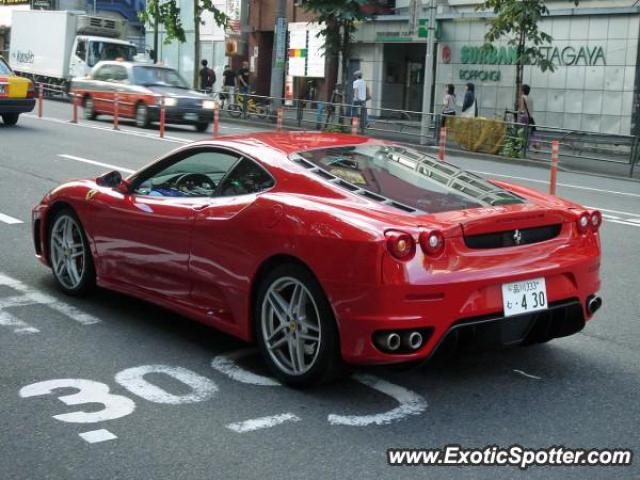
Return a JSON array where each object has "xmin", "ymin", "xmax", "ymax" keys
[
  {"xmin": 0, "ymin": 272, "xmax": 100, "ymax": 326},
  {"xmin": 513, "ymin": 369, "xmax": 542, "ymax": 380},
  {"xmin": 0, "ymin": 213, "xmax": 23, "ymax": 225},
  {"xmin": 57, "ymin": 154, "xmax": 135, "ymax": 174},
  {"xmin": 25, "ymin": 114, "xmax": 190, "ymax": 144},
  {"xmin": 587, "ymin": 206, "xmax": 640, "ymax": 217},
  {"xmin": 0, "ymin": 311, "xmax": 40, "ymax": 334},
  {"xmin": 602, "ymin": 214, "xmax": 621, "ymax": 220},
  {"xmin": 226, "ymin": 413, "xmax": 301, "ymax": 433},
  {"xmin": 607, "ymin": 219, "xmax": 640, "ymax": 228},
  {"xmin": 78, "ymin": 429, "xmax": 118, "ymax": 443},
  {"xmin": 474, "ymin": 170, "xmax": 640, "ymax": 199}
]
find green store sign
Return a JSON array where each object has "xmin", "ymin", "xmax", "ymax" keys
[{"xmin": 461, "ymin": 45, "xmax": 606, "ymax": 66}]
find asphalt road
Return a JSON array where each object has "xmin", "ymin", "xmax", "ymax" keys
[{"xmin": 1, "ymin": 102, "xmax": 639, "ymax": 480}]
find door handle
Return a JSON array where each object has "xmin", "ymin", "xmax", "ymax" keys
[{"xmin": 192, "ymin": 204, "xmax": 210, "ymax": 211}]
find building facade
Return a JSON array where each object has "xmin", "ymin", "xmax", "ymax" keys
[{"xmin": 351, "ymin": 0, "xmax": 640, "ymax": 135}]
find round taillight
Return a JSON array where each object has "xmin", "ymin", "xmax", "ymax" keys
[
  {"xmin": 577, "ymin": 212, "xmax": 590, "ymax": 234},
  {"xmin": 590, "ymin": 210, "xmax": 602, "ymax": 231},
  {"xmin": 385, "ymin": 231, "xmax": 416, "ymax": 261},
  {"xmin": 419, "ymin": 230, "xmax": 445, "ymax": 256}
]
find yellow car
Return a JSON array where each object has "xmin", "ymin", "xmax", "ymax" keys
[{"xmin": 0, "ymin": 56, "xmax": 35, "ymax": 126}]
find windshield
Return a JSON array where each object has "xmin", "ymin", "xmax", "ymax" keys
[
  {"xmin": 0, "ymin": 58, "xmax": 11, "ymax": 75},
  {"xmin": 296, "ymin": 144, "xmax": 525, "ymax": 214},
  {"xmin": 132, "ymin": 66, "xmax": 189, "ymax": 89},
  {"xmin": 87, "ymin": 41, "xmax": 136, "ymax": 67}
]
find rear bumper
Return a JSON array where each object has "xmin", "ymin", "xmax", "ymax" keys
[
  {"xmin": 0, "ymin": 98, "xmax": 35, "ymax": 114},
  {"xmin": 328, "ymin": 246, "xmax": 601, "ymax": 365}
]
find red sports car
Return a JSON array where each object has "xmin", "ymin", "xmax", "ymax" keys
[{"xmin": 32, "ymin": 133, "xmax": 602, "ymax": 385}]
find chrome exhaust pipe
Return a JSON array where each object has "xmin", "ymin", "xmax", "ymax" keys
[
  {"xmin": 587, "ymin": 296, "xmax": 602, "ymax": 315},
  {"xmin": 386, "ymin": 333, "xmax": 401, "ymax": 351},
  {"xmin": 408, "ymin": 331, "xmax": 423, "ymax": 350}
]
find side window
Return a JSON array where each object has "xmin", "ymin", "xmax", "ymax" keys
[
  {"xmin": 75, "ymin": 40, "xmax": 87, "ymax": 62},
  {"xmin": 217, "ymin": 158, "xmax": 275, "ymax": 197},
  {"xmin": 133, "ymin": 150, "xmax": 240, "ymax": 198},
  {"xmin": 112, "ymin": 66, "xmax": 128, "ymax": 82},
  {"xmin": 93, "ymin": 66, "xmax": 112, "ymax": 81}
]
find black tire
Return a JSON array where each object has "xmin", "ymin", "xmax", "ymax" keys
[
  {"xmin": 84, "ymin": 96, "xmax": 97, "ymax": 120},
  {"xmin": 135, "ymin": 102, "xmax": 150, "ymax": 128},
  {"xmin": 1, "ymin": 113, "xmax": 19, "ymax": 126},
  {"xmin": 254, "ymin": 263, "xmax": 342, "ymax": 387},
  {"xmin": 47, "ymin": 208, "xmax": 96, "ymax": 296},
  {"xmin": 195, "ymin": 122, "xmax": 209, "ymax": 132},
  {"xmin": 227, "ymin": 104, "xmax": 243, "ymax": 118}
]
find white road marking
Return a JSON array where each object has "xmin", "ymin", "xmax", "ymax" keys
[
  {"xmin": 211, "ymin": 349, "xmax": 281, "ymax": 386},
  {"xmin": 226, "ymin": 413, "xmax": 301, "ymax": 433},
  {"xmin": 602, "ymin": 214, "xmax": 621, "ymax": 220},
  {"xmin": 474, "ymin": 170, "xmax": 640, "ymax": 199},
  {"xmin": 114, "ymin": 365, "xmax": 218, "ymax": 404},
  {"xmin": 0, "ymin": 272, "xmax": 100, "ymax": 326},
  {"xmin": 327, "ymin": 374, "xmax": 428, "ymax": 426},
  {"xmin": 513, "ymin": 369, "xmax": 542, "ymax": 380},
  {"xmin": 0, "ymin": 213, "xmax": 23, "ymax": 225},
  {"xmin": 606, "ymin": 219, "xmax": 640, "ymax": 228},
  {"xmin": 587, "ymin": 206, "xmax": 640, "ymax": 217},
  {"xmin": 0, "ymin": 311, "xmax": 40, "ymax": 334},
  {"xmin": 57, "ymin": 154, "xmax": 135, "ymax": 174},
  {"xmin": 79, "ymin": 429, "xmax": 118, "ymax": 444}
]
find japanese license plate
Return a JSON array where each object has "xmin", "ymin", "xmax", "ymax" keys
[
  {"xmin": 501, "ymin": 277, "xmax": 547, "ymax": 317},
  {"xmin": 184, "ymin": 113, "xmax": 199, "ymax": 121}
]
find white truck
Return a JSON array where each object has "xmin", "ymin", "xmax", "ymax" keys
[{"xmin": 9, "ymin": 10, "xmax": 137, "ymax": 92}]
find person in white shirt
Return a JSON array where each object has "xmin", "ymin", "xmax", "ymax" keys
[{"xmin": 352, "ymin": 70, "xmax": 369, "ymax": 128}]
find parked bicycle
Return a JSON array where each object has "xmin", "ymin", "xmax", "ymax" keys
[{"xmin": 227, "ymin": 93, "xmax": 270, "ymax": 120}]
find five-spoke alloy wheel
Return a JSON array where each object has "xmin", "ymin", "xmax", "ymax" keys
[
  {"xmin": 48, "ymin": 209, "xmax": 95, "ymax": 295},
  {"xmin": 255, "ymin": 264, "xmax": 341, "ymax": 386}
]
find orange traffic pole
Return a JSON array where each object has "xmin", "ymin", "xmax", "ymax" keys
[
  {"xmin": 212, "ymin": 104, "xmax": 220, "ymax": 138},
  {"xmin": 38, "ymin": 83, "xmax": 43, "ymax": 118},
  {"xmin": 113, "ymin": 93, "xmax": 120, "ymax": 130},
  {"xmin": 277, "ymin": 106, "xmax": 284, "ymax": 131},
  {"xmin": 438, "ymin": 126, "xmax": 447, "ymax": 161},
  {"xmin": 71, "ymin": 94, "xmax": 78, "ymax": 124},
  {"xmin": 550, "ymin": 140, "xmax": 559, "ymax": 195},
  {"xmin": 351, "ymin": 116, "xmax": 359, "ymax": 135},
  {"xmin": 159, "ymin": 96, "xmax": 166, "ymax": 138}
]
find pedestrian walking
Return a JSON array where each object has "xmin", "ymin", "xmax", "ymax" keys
[
  {"xmin": 461, "ymin": 82, "xmax": 478, "ymax": 118},
  {"xmin": 442, "ymin": 84, "xmax": 456, "ymax": 126},
  {"xmin": 199, "ymin": 59, "xmax": 215, "ymax": 94},
  {"xmin": 352, "ymin": 70, "xmax": 370, "ymax": 128},
  {"xmin": 237, "ymin": 61, "xmax": 251, "ymax": 94},
  {"xmin": 519, "ymin": 84, "xmax": 540, "ymax": 149},
  {"xmin": 222, "ymin": 64, "xmax": 236, "ymax": 105}
]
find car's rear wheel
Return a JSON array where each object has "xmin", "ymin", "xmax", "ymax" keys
[
  {"xmin": 48, "ymin": 209, "xmax": 95, "ymax": 295},
  {"xmin": 2, "ymin": 113, "xmax": 19, "ymax": 125},
  {"xmin": 195, "ymin": 122, "xmax": 209, "ymax": 132},
  {"xmin": 135, "ymin": 103, "xmax": 150, "ymax": 128},
  {"xmin": 255, "ymin": 264, "xmax": 342, "ymax": 387},
  {"xmin": 84, "ymin": 96, "xmax": 97, "ymax": 120}
]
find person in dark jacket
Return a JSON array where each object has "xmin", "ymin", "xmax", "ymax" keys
[
  {"xmin": 461, "ymin": 82, "xmax": 478, "ymax": 118},
  {"xmin": 199, "ymin": 59, "xmax": 215, "ymax": 94}
]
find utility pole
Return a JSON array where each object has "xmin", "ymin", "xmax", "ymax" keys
[
  {"xmin": 269, "ymin": 0, "xmax": 287, "ymax": 102},
  {"xmin": 153, "ymin": 1, "xmax": 159, "ymax": 63},
  {"xmin": 420, "ymin": 0, "xmax": 437, "ymax": 143}
]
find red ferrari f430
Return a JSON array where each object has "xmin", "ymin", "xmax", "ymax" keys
[{"xmin": 32, "ymin": 133, "xmax": 602, "ymax": 385}]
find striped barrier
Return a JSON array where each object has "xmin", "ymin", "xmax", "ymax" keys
[{"xmin": 550, "ymin": 140, "xmax": 559, "ymax": 195}]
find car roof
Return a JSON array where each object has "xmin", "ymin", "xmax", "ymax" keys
[
  {"xmin": 93, "ymin": 61, "xmax": 173, "ymax": 70},
  {"xmin": 199, "ymin": 131, "xmax": 382, "ymax": 155}
]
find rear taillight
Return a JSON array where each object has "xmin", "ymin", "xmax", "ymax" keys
[
  {"xmin": 26, "ymin": 81, "xmax": 35, "ymax": 99},
  {"xmin": 385, "ymin": 231, "xmax": 416, "ymax": 261},
  {"xmin": 576, "ymin": 212, "xmax": 590, "ymax": 234},
  {"xmin": 419, "ymin": 230, "xmax": 445, "ymax": 256},
  {"xmin": 590, "ymin": 210, "xmax": 602, "ymax": 231}
]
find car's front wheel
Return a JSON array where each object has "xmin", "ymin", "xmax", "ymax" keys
[
  {"xmin": 84, "ymin": 96, "xmax": 97, "ymax": 120},
  {"xmin": 195, "ymin": 122, "xmax": 209, "ymax": 132},
  {"xmin": 135, "ymin": 103, "xmax": 150, "ymax": 128},
  {"xmin": 48, "ymin": 209, "xmax": 95, "ymax": 295},
  {"xmin": 255, "ymin": 264, "xmax": 342, "ymax": 387},
  {"xmin": 1, "ymin": 113, "xmax": 19, "ymax": 125}
]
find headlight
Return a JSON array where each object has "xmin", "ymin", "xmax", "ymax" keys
[
  {"xmin": 202, "ymin": 100, "xmax": 216, "ymax": 110},
  {"xmin": 164, "ymin": 97, "xmax": 178, "ymax": 107}
]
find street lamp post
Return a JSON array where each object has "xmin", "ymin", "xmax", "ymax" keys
[
  {"xmin": 269, "ymin": 0, "xmax": 287, "ymax": 103},
  {"xmin": 420, "ymin": 0, "xmax": 437, "ymax": 144}
]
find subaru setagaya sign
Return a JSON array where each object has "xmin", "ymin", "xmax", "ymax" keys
[{"xmin": 461, "ymin": 44, "xmax": 606, "ymax": 66}]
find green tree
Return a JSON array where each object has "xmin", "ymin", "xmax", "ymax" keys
[
  {"xmin": 140, "ymin": 0, "xmax": 227, "ymax": 88},
  {"xmin": 301, "ymin": 0, "xmax": 370, "ymax": 99},
  {"xmin": 479, "ymin": 0, "xmax": 578, "ymax": 111}
]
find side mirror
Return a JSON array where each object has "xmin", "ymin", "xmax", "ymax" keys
[{"xmin": 96, "ymin": 170, "xmax": 124, "ymax": 188}]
